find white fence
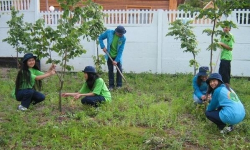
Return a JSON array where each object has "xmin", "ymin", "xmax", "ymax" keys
[
  {"xmin": 39, "ymin": 9, "xmax": 249, "ymax": 26},
  {"xmin": 0, "ymin": 0, "xmax": 31, "ymax": 11},
  {"xmin": 1, "ymin": 0, "xmax": 250, "ymax": 76}
]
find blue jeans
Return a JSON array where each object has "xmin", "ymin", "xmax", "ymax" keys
[
  {"xmin": 81, "ymin": 96, "xmax": 106, "ymax": 107},
  {"xmin": 193, "ymin": 94, "xmax": 203, "ymax": 104},
  {"xmin": 219, "ymin": 60, "xmax": 231, "ymax": 84},
  {"xmin": 205, "ymin": 110, "xmax": 226, "ymax": 130},
  {"xmin": 107, "ymin": 57, "xmax": 122, "ymax": 88},
  {"xmin": 16, "ymin": 89, "xmax": 45, "ymax": 108}
]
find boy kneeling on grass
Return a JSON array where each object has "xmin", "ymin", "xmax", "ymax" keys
[{"xmin": 62, "ymin": 66, "xmax": 111, "ymax": 107}]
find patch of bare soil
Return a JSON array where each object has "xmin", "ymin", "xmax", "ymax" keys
[{"xmin": 0, "ymin": 68, "xmax": 11, "ymax": 79}]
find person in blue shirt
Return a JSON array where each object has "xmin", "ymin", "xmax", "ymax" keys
[
  {"xmin": 205, "ymin": 73, "xmax": 245, "ymax": 134},
  {"xmin": 192, "ymin": 66, "xmax": 209, "ymax": 104},
  {"xmin": 98, "ymin": 25, "xmax": 126, "ymax": 90}
]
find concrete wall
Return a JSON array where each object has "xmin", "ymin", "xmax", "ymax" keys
[{"xmin": 1, "ymin": 1, "xmax": 250, "ymax": 76}]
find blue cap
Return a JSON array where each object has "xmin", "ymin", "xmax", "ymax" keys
[
  {"xmin": 82, "ymin": 66, "xmax": 96, "ymax": 73},
  {"xmin": 197, "ymin": 66, "xmax": 209, "ymax": 76},
  {"xmin": 115, "ymin": 25, "xmax": 126, "ymax": 35},
  {"xmin": 23, "ymin": 53, "xmax": 37, "ymax": 63},
  {"xmin": 206, "ymin": 73, "xmax": 224, "ymax": 84}
]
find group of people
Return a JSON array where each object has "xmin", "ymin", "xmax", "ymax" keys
[
  {"xmin": 13, "ymin": 24, "xmax": 245, "ymax": 134},
  {"xmin": 192, "ymin": 24, "xmax": 245, "ymax": 134},
  {"xmin": 193, "ymin": 67, "xmax": 245, "ymax": 134},
  {"xmin": 13, "ymin": 25, "xmax": 127, "ymax": 111}
]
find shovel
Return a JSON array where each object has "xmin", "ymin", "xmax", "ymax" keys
[
  {"xmin": 105, "ymin": 51, "xmax": 131, "ymax": 92},
  {"xmin": 105, "ymin": 51, "xmax": 127, "ymax": 82}
]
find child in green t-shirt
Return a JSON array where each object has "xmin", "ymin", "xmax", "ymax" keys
[
  {"xmin": 62, "ymin": 66, "xmax": 111, "ymax": 107},
  {"xmin": 218, "ymin": 24, "xmax": 235, "ymax": 84},
  {"xmin": 14, "ymin": 53, "xmax": 56, "ymax": 111}
]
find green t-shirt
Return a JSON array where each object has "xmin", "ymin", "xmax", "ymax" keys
[
  {"xmin": 78, "ymin": 78, "xmax": 111, "ymax": 101},
  {"xmin": 110, "ymin": 34, "xmax": 119, "ymax": 58},
  {"xmin": 220, "ymin": 33, "xmax": 235, "ymax": 61},
  {"xmin": 12, "ymin": 68, "xmax": 44, "ymax": 98},
  {"xmin": 19, "ymin": 68, "xmax": 44, "ymax": 89}
]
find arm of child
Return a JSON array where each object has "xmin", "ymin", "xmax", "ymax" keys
[
  {"xmin": 219, "ymin": 42, "xmax": 232, "ymax": 51},
  {"xmin": 62, "ymin": 93, "xmax": 79, "ymax": 97},
  {"xmin": 74, "ymin": 92, "xmax": 95, "ymax": 99},
  {"xmin": 35, "ymin": 70, "xmax": 55, "ymax": 80}
]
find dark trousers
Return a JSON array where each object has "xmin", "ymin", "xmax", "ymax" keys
[
  {"xmin": 205, "ymin": 110, "xmax": 226, "ymax": 130},
  {"xmin": 107, "ymin": 57, "xmax": 122, "ymax": 88},
  {"xmin": 81, "ymin": 96, "xmax": 106, "ymax": 107},
  {"xmin": 219, "ymin": 60, "xmax": 231, "ymax": 84},
  {"xmin": 16, "ymin": 89, "xmax": 45, "ymax": 108}
]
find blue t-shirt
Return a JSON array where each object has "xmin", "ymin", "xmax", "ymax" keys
[
  {"xmin": 192, "ymin": 75, "xmax": 207, "ymax": 99},
  {"xmin": 207, "ymin": 84, "xmax": 245, "ymax": 125}
]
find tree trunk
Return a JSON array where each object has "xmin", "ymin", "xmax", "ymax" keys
[
  {"xmin": 16, "ymin": 50, "xmax": 19, "ymax": 69},
  {"xmin": 96, "ymin": 41, "xmax": 99, "ymax": 64},
  {"xmin": 58, "ymin": 80, "xmax": 64, "ymax": 112}
]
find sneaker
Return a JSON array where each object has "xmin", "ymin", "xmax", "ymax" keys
[
  {"xmin": 108, "ymin": 87, "xmax": 114, "ymax": 91},
  {"xmin": 220, "ymin": 126, "xmax": 233, "ymax": 134},
  {"xmin": 116, "ymin": 86, "xmax": 122, "ymax": 89},
  {"xmin": 17, "ymin": 105, "xmax": 27, "ymax": 111}
]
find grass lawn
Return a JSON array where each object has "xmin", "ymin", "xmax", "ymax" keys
[{"xmin": 0, "ymin": 68, "xmax": 249, "ymax": 149}]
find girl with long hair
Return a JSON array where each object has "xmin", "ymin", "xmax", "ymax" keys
[
  {"xmin": 62, "ymin": 66, "xmax": 111, "ymax": 107},
  {"xmin": 14, "ymin": 53, "xmax": 56, "ymax": 111}
]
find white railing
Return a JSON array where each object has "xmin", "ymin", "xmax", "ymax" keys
[
  {"xmin": 31, "ymin": 9, "xmax": 250, "ymax": 26},
  {"xmin": 166, "ymin": 10, "xmax": 214, "ymax": 25},
  {"xmin": 234, "ymin": 9, "xmax": 250, "ymax": 25},
  {"xmin": 40, "ymin": 9, "xmax": 155, "ymax": 25},
  {"xmin": 103, "ymin": 10, "xmax": 155, "ymax": 25},
  {"xmin": 40, "ymin": 11, "xmax": 64, "ymax": 25},
  {"xmin": 0, "ymin": 0, "xmax": 30, "ymax": 11}
]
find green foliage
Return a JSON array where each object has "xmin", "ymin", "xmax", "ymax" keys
[
  {"xmin": 2, "ymin": 8, "xmax": 26, "ymax": 53},
  {"xmin": 81, "ymin": 0, "xmax": 107, "ymax": 41},
  {"xmin": 178, "ymin": 0, "xmax": 247, "ymax": 73},
  {"xmin": 80, "ymin": 0, "xmax": 107, "ymax": 73},
  {"xmin": 166, "ymin": 20, "xmax": 199, "ymax": 75},
  {"xmin": 2, "ymin": 7, "xmax": 29, "ymax": 68},
  {"xmin": 26, "ymin": 19, "xmax": 57, "ymax": 61},
  {"xmin": 1, "ymin": 70, "xmax": 250, "ymax": 149},
  {"xmin": 93, "ymin": 54, "xmax": 106, "ymax": 74}
]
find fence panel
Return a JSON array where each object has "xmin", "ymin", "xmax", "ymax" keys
[
  {"xmin": 40, "ymin": 11, "xmax": 64, "ymax": 25},
  {"xmin": 103, "ymin": 9, "xmax": 154, "ymax": 25},
  {"xmin": 0, "ymin": 0, "xmax": 30, "ymax": 11},
  {"xmin": 39, "ymin": 9, "xmax": 250, "ymax": 26},
  {"xmin": 166, "ymin": 10, "xmax": 213, "ymax": 25},
  {"xmin": 234, "ymin": 9, "xmax": 250, "ymax": 25}
]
